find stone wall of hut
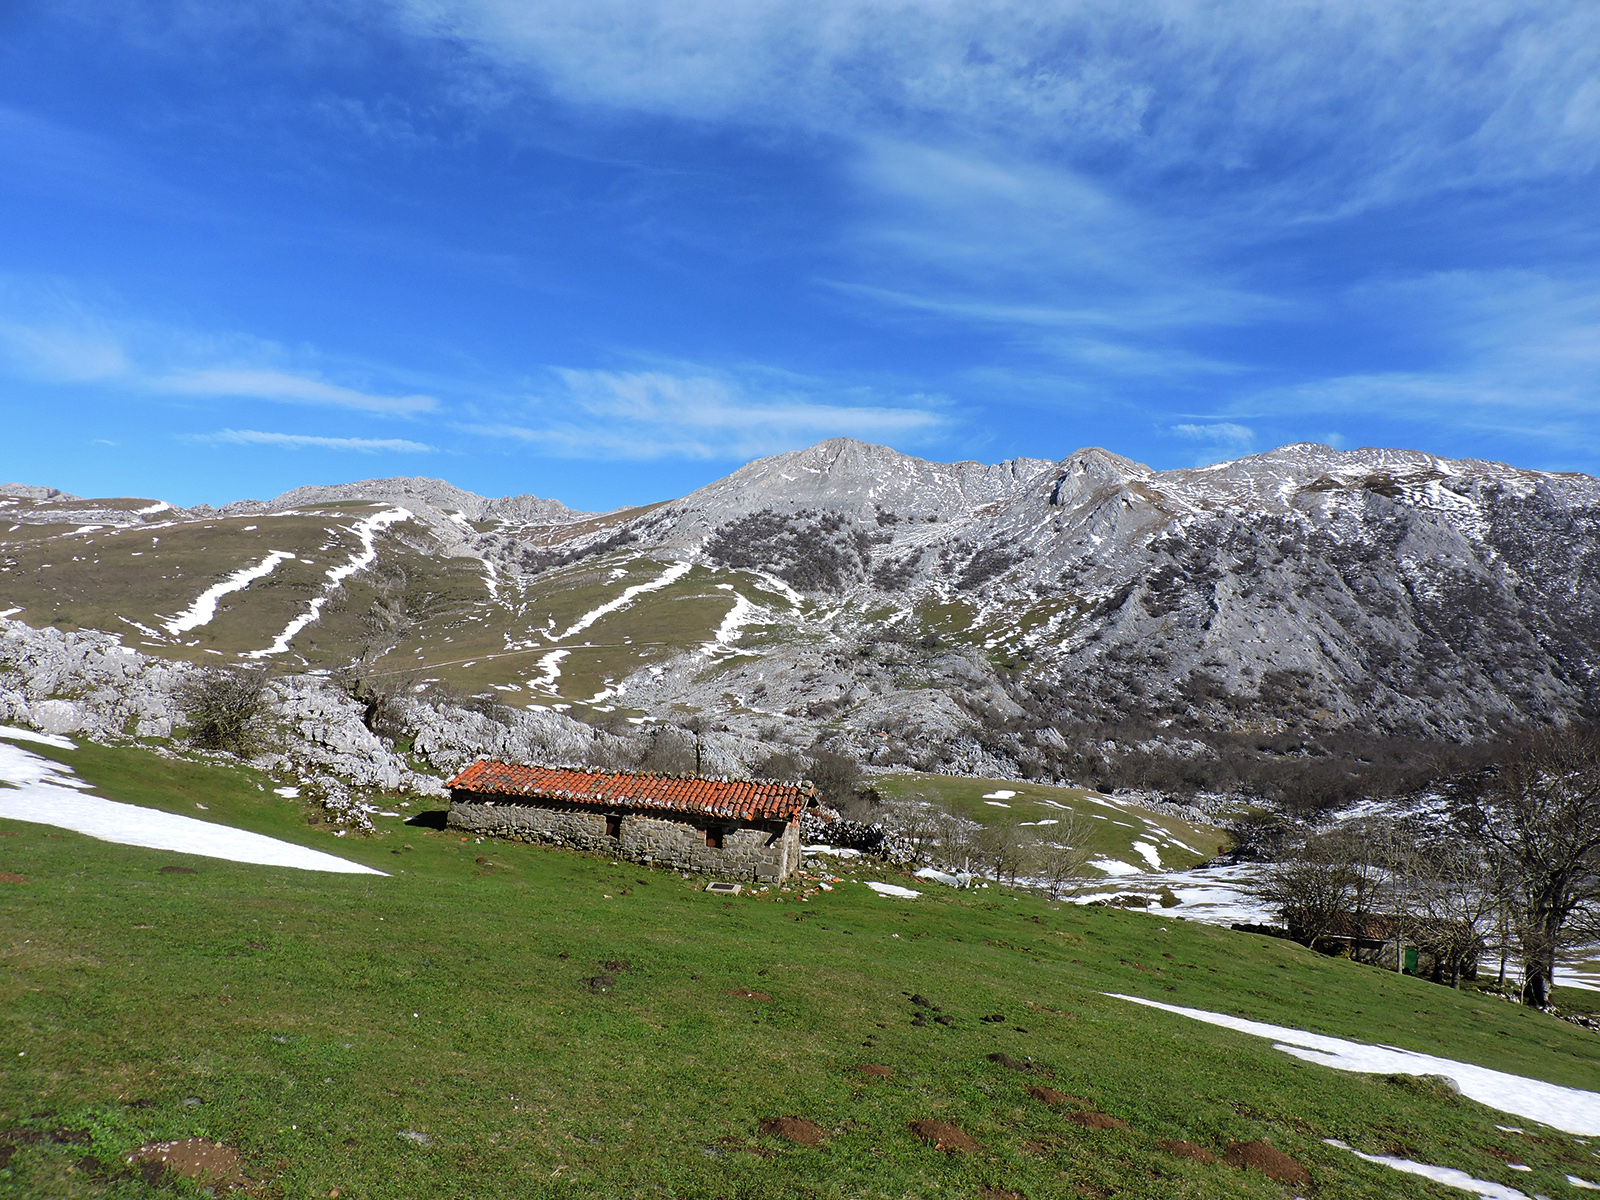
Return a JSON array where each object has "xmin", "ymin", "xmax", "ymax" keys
[{"xmin": 447, "ymin": 793, "xmax": 799, "ymax": 881}]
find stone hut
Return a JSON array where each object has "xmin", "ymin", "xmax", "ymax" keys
[{"xmin": 445, "ymin": 761, "xmax": 817, "ymax": 882}]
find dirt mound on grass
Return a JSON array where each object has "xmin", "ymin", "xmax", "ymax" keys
[
  {"xmin": 1157, "ymin": 1139, "xmax": 1218, "ymax": 1164},
  {"xmin": 726, "ymin": 989, "xmax": 771, "ymax": 1001},
  {"xmin": 584, "ymin": 974, "xmax": 616, "ymax": 992},
  {"xmin": 908, "ymin": 1120, "xmax": 979, "ymax": 1152},
  {"xmin": 0, "ymin": 872, "xmax": 27, "ymax": 883},
  {"xmin": 603, "ymin": 959, "xmax": 633, "ymax": 974},
  {"xmin": 858, "ymin": 1064, "xmax": 893, "ymax": 1077},
  {"xmin": 126, "ymin": 1139, "xmax": 243, "ymax": 1187},
  {"xmin": 987, "ymin": 1052, "xmax": 1034, "ymax": 1072},
  {"xmin": 1224, "ymin": 1140, "xmax": 1311, "ymax": 1185},
  {"xmin": 759, "ymin": 1117, "xmax": 825, "ymax": 1146},
  {"xmin": 1065, "ymin": 1112, "xmax": 1127, "ymax": 1131},
  {"xmin": 1026, "ymin": 1086, "xmax": 1070, "ymax": 1105}
]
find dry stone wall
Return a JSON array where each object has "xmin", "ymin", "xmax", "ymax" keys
[{"xmin": 448, "ymin": 795, "xmax": 798, "ymax": 881}]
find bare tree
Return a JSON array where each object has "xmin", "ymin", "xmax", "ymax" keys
[
  {"xmin": 638, "ymin": 725, "xmax": 697, "ymax": 774},
  {"xmin": 972, "ymin": 818, "xmax": 1028, "ymax": 886},
  {"xmin": 936, "ymin": 811, "xmax": 979, "ymax": 875},
  {"xmin": 1452, "ymin": 724, "xmax": 1600, "ymax": 1006},
  {"xmin": 1250, "ymin": 827, "xmax": 1383, "ymax": 953},
  {"xmin": 889, "ymin": 802, "xmax": 945, "ymax": 867},
  {"xmin": 339, "ymin": 666, "xmax": 420, "ymax": 746},
  {"xmin": 808, "ymin": 748, "xmax": 863, "ymax": 807},
  {"xmin": 1035, "ymin": 812, "xmax": 1097, "ymax": 899},
  {"xmin": 1415, "ymin": 837, "xmax": 1501, "ymax": 987}
]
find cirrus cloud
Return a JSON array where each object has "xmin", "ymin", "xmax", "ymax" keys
[
  {"xmin": 190, "ymin": 429, "xmax": 437, "ymax": 452},
  {"xmin": 464, "ymin": 365, "xmax": 952, "ymax": 460},
  {"xmin": 154, "ymin": 368, "xmax": 435, "ymax": 415}
]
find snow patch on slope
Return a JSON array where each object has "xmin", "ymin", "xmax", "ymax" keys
[
  {"xmin": 549, "ymin": 560, "xmax": 693, "ymax": 643},
  {"xmin": 162, "ymin": 550, "xmax": 297, "ymax": 635},
  {"xmin": 1109, "ymin": 993, "xmax": 1600, "ymax": 1136},
  {"xmin": 0, "ymin": 736, "xmax": 383, "ymax": 874},
  {"xmin": 248, "ymin": 508, "xmax": 411, "ymax": 658}
]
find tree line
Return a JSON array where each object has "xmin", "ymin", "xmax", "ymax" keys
[{"xmin": 1251, "ymin": 724, "xmax": 1600, "ymax": 1007}]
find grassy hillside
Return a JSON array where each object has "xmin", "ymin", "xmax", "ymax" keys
[
  {"xmin": 870, "ymin": 773, "xmax": 1229, "ymax": 873},
  {"xmin": 2, "ymin": 742, "xmax": 1598, "ymax": 1198}
]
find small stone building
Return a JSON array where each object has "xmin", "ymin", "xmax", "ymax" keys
[{"xmin": 445, "ymin": 761, "xmax": 817, "ymax": 882}]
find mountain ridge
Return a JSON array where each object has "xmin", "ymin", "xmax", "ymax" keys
[{"xmin": 3, "ymin": 438, "xmax": 1597, "ymax": 798}]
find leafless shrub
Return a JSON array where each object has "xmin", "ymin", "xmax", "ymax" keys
[{"xmin": 179, "ymin": 666, "xmax": 271, "ymax": 756}]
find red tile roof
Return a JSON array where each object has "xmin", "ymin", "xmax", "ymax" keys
[{"xmin": 446, "ymin": 761, "xmax": 816, "ymax": 822}]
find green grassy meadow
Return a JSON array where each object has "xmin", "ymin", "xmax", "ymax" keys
[
  {"xmin": 3, "ymin": 742, "xmax": 1599, "ymax": 1198},
  {"xmin": 870, "ymin": 773, "xmax": 1229, "ymax": 873}
]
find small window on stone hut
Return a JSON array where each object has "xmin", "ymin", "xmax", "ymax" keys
[
  {"xmin": 705, "ymin": 826, "xmax": 724, "ymax": 849},
  {"xmin": 605, "ymin": 814, "xmax": 621, "ymax": 839}
]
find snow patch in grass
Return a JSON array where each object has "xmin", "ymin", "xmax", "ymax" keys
[
  {"xmin": 1132, "ymin": 841, "xmax": 1163, "ymax": 870},
  {"xmin": 1110, "ymin": 993, "xmax": 1600, "ymax": 1135},
  {"xmin": 914, "ymin": 866, "xmax": 973, "ymax": 888},
  {"xmin": 1323, "ymin": 1140, "xmax": 1532, "ymax": 1199},
  {"xmin": 984, "ymin": 800, "xmax": 1011, "ymax": 808},
  {"xmin": 0, "ymin": 742, "xmax": 384, "ymax": 875},
  {"xmin": 0, "ymin": 725, "xmax": 78, "ymax": 750},
  {"xmin": 803, "ymin": 844, "xmax": 861, "ymax": 859},
  {"xmin": 864, "ymin": 881, "xmax": 920, "ymax": 899},
  {"xmin": 532, "ymin": 649, "xmax": 570, "ymax": 695},
  {"xmin": 549, "ymin": 560, "xmax": 692, "ymax": 643},
  {"xmin": 1090, "ymin": 857, "xmax": 1142, "ymax": 876},
  {"xmin": 700, "ymin": 589, "xmax": 761, "ymax": 657},
  {"xmin": 248, "ymin": 508, "xmax": 412, "ymax": 657},
  {"xmin": 982, "ymin": 790, "xmax": 1016, "ymax": 799}
]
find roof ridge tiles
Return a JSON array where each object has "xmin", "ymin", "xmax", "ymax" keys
[{"xmin": 446, "ymin": 760, "xmax": 816, "ymax": 823}]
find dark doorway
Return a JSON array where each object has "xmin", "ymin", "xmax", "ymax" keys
[{"xmin": 606, "ymin": 814, "xmax": 622, "ymax": 839}]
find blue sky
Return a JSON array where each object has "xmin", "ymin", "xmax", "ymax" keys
[{"xmin": 1, "ymin": 1, "xmax": 1597, "ymax": 511}]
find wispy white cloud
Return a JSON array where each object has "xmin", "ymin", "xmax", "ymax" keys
[
  {"xmin": 191, "ymin": 429, "xmax": 437, "ymax": 452},
  {"xmin": 0, "ymin": 278, "xmax": 439, "ymax": 417},
  {"xmin": 1171, "ymin": 420, "xmax": 1255, "ymax": 465},
  {"xmin": 1240, "ymin": 269, "xmax": 1600, "ymax": 456},
  {"xmin": 155, "ymin": 369, "xmax": 435, "ymax": 415},
  {"xmin": 386, "ymin": 0, "xmax": 1600, "ymax": 422},
  {"xmin": 0, "ymin": 316, "xmax": 130, "ymax": 383},
  {"xmin": 829, "ymin": 140, "xmax": 1270, "ymax": 377},
  {"xmin": 466, "ymin": 365, "xmax": 950, "ymax": 459},
  {"xmin": 393, "ymin": 0, "xmax": 1600, "ymax": 211}
]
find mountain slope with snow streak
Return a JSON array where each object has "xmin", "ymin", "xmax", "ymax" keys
[{"xmin": 2, "ymin": 439, "xmax": 1597, "ymax": 782}]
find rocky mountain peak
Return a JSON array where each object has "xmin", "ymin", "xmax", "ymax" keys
[{"xmin": 1, "ymin": 483, "xmax": 81, "ymax": 502}]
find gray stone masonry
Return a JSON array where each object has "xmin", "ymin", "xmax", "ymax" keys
[{"xmin": 448, "ymin": 794, "xmax": 800, "ymax": 881}]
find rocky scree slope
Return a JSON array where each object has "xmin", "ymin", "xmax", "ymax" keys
[{"xmin": 0, "ymin": 619, "xmax": 657, "ymax": 828}]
